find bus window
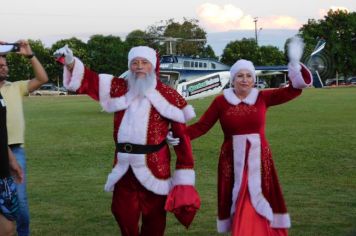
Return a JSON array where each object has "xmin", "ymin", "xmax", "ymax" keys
[{"xmin": 183, "ymin": 61, "xmax": 190, "ymax": 67}]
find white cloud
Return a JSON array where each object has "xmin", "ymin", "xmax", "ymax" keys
[
  {"xmin": 261, "ymin": 16, "xmax": 301, "ymax": 29},
  {"xmin": 197, "ymin": 3, "xmax": 302, "ymax": 32},
  {"xmin": 319, "ymin": 6, "xmax": 350, "ymax": 18},
  {"xmin": 197, "ymin": 3, "xmax": 254, "ymax": 31}
]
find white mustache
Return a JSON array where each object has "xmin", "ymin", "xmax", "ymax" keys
[{"xmin": 134, "ymin": 71, "xmax": 148, "ymax": 77}]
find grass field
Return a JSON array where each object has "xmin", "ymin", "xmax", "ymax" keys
[{"xmin": 23, "ymin": 87, "xmax": 356, "ymax": 236}]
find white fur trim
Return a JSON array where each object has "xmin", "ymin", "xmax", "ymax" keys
[
  {"xmin": 63, "ymin": 57, "xmax": 85, "ymax": 91},
  {"xmin": 99, "ymin": 74, "xmax": 125, "ymax": 112},
  {"xmin": 230, "ymin": 59, "xmax": 256, "ymax": 83},
  {"xmin": 231, "ymin": 134, "xmax": 274, "ymax": 223},
  {"xmin": 98, "ymin": 75, "xmax": 141, "ymax": 113},
  {"xmin": 230, "ymin": 135, "xmax": 246, "ymax": 215},
  {"xmin": 288, "ymin": 63, "xmax": 313, "ymax": 89},
  {"xmin": 246, "ymin": 134, "xmax": 274, "ymax": 222},
  {"xmin": 97, "ymin": 76, "xmax": 195, "ymax": 122},
  {"xmin": 128, "ymin": 46, "xmax": 157, "ymax": 69},
  {"xmin": 131, "ymin": 155, "xmax": 171, "ymax": 195},
  {"xmin": 104, "ymin": 155, "xmax": 130, "ymax": 192},
  {"xmin": 223, "ymin": 88, "xmax": 259, "ymax": 106},
  {"xmin": 217, "ymin": 218, "xmax": 231, "ymax": 233},
  {"xmin": 117, "ymin": 97, "xmax": 150, "ymax": 144},
  {"xmin": 182, "ymin": 104, "xmax": 196, "ymax": 122},
  {"xmin": 145, "ymin": 90, "xmax": 196, "ymax": 123},
  {"xmin": 271, "ymin": 213, "xmax": 291, "ymax": 228},
  {"xmin": 104, "ymin": 152, "xmax": 172, "ymax": 195},
  {"xmin": 171, "ymin": 169, "xmax": 195, "ymax": 186},
  {"xmin": 105, "ymin": 99, "xmax": 172, "ymax": 195}
]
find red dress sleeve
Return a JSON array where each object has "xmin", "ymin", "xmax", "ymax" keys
[
  {"xmin": 187, "ymin": 97, "xmax": 221, "ymax": 140},
  {"xmin": 261, "ymin": 86, "xmax": 302, "ymax": 107},
  {"xmin": 165, "ymin": 122, "xmax": 201, "ymax": 228}
]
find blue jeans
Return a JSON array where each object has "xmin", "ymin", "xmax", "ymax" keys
[{"xmin": 10, "ymin": 145, "xmax": 30, "ymax": 236}]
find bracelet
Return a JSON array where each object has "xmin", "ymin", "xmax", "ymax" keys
[{"xmin": 26, "ymin": 53, "xmax": 35, "ymax": 59}]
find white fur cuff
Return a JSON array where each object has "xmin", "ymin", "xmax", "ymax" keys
[
  {"xmin": 63, "ymin": 57, "xmax": 85, "ymax": 91},
  {"xmin": 288, "ymin": 63, "xmax": 313, "ymax": 89},
  {"xmin": 271, "ymin": 213, "xmax": 291, "ymax": 228},
  {"xmin": 182, "ymin": 105, "xmax": 196, "ymax": 122},
  {"xmin": 171, "ymin": 169, "xmax": 195, "ymax": 186},
  {"xmin": 217, "ymin": 218, "xmax": 231, "ymax": 233}
]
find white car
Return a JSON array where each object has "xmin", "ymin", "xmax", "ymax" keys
[
  {"xmin": 31, "ymin": 84, "xmax": 67, "ymax": 96},
  {"xmin": 255, "ymin": 80, "xmax": 268, "ymax": 89}
]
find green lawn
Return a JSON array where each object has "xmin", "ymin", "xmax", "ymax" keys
[{"xmin": 23, "ymin": 87, "xmax": 356, "ymax": 236}]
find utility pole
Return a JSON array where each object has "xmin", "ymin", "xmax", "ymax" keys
[{"xmin": 254, "ymin": 17, "xmax": 258, "ymax": 45}]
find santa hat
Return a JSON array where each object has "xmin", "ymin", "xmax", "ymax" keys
[
  {"xmin": 128, "ymin": 46, "xmax": 157, "ymax": 69},
  {"xmin": 230, "ymin": 59, "xmax": 256, "ymax": 84}
]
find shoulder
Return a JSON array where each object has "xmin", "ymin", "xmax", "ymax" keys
[
  {"xmin": 7, "ymin": 80, "xmax": 29, "ymax": 87},
  {"xmin": 109, "ymin": 77, "xmax": 128, "ymax": 98},
  {"xmin": 215, "ymin": 93, "xmax": 227, "ymax": 102},
  {"xmin": 156, "ymin": 82, "xmax": 188, "ymax": 109},
  {"xmin": 2, "ymin": 80, "xmax": 29, "ymax": 93}
]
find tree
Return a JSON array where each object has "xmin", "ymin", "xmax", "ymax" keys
[
  {"xmin": 30, "ymin": 40, "xmax": 58, "ymax": 84},
  {"xmin": 87, "ymin": 35, "xmax": 127, "ymax": 76},
  {"xmin": 6, "ymin": 40, "xmax": 50, "ymax": 82},
  {"xmin": 220, "ymin": 38, "xmax": 260, "ymax": 66},
  {"xmin": 6, "ymin": 53, "xmax": 31, "ymax": 82},
  {"xmin": 146, "ymin": 18, "xmax": 216, "ymax": 57},
  {"xmin": 203, "ymin": 45, "xmax": 218, "ymax": 59},
  {"xmin": 259, "ymin": 45, "xmax": 286, "ymax": 66},
  {"xmin": 126, "ymin": 30, "xmax": 155, "ymax": 48},
  {"xmin": 299, "ymin": 10, "xmax": 356, "ymax": 78}
]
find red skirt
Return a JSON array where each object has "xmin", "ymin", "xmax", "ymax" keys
[{"xmin": 231, "ymin": 165, "xmax": 288, "ymax": 236}]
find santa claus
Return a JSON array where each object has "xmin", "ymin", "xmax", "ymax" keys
[{"xmin": 54, "ymin": 45, "xmax": 200, "ymax": 236}]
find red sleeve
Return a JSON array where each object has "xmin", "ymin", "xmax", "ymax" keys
[
  {"xmin": 171, "ymin": 122, "xmax": 194, "ymax": 169},
  {"xmin": 187, "ymin": 97, "xmax": 221, "ymax": 140},
  {"xmin": 261, "ymin": 85, "xmax": 302, "ymax": 107},
  {"xmin": 76, "ymin": 68, "xmax": 100, "ymax": 101},
  {"xmin": 166, "ymin": 122, "xmax": 201, "ymax": 228}
]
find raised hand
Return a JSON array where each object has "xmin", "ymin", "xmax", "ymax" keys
[
  {"xmin": 287, "ymin": 36, "xmax": 304, "ymax": 70},
  {"xmin": 53, "ymin": 44, "xmax": 74, "ymax": 65}
]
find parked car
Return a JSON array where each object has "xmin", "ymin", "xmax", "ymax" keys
[
  {"xmin": 347, "ymin": 77, "xmax": 356, "ymax": 85},
  {"xmin": 254, "ymin": 79, "xmax": 268, "ymax": 89},
  {"xmin": 325, "ymin": 78, "xmax": 347, "ymax": 86},
  {"xmin": 31, "ymin": 84, "xmax": 67, "ymax": 96}
]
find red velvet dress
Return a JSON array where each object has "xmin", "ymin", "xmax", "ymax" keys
[{"xmin": 187, "ymin": 84, "xmax": 307, "ymax": 234}]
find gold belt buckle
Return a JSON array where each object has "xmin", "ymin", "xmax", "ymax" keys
[{"xmin": 123, "ymin": 143, "xmax": 133, "ymax": 153}]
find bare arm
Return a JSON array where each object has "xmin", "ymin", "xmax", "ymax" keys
[
  {"xmin": 8, "ymin": 147, "xmax": 23, "ymax": 183},
  {"xmin": 27, "ymin": 56, "xmax": 49, "ymax": 92},
  {"xmin": 15, "ymin": 39, "xmax": 49, "ymax": 92}
]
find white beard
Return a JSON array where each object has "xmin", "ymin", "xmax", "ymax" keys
[{"xmin": 127, "ymin": 71, "xmax": 156, "ymax": 99}]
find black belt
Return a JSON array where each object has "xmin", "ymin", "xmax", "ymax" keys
[{"xmin": 116, "ymin": 141, "xmax": 166, "ymax": 154}]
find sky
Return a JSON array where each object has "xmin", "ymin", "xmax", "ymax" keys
[{"xmin": 1, "ymin": 0, "xmax": 354, "ymax": 56}]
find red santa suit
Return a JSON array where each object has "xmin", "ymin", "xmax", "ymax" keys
[
  {"xmin": 62, "ymin": 49, "xmax": 200, "ymax": 235},
  {"xmin": 187, "ymin": 63, "xmax": 312, "ymax": 234}
]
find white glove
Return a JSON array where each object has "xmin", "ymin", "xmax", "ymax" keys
[
  {"xmin": 166, "ymin": 131, "xmax": 180, "ymax": 146},
  {"xmin": 287, "ymin": 36, "xmax": 304, "ymax": 70},
  {"xmin": 53, "ymin": 44, "xmax": 74, "ymax": 65}
]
